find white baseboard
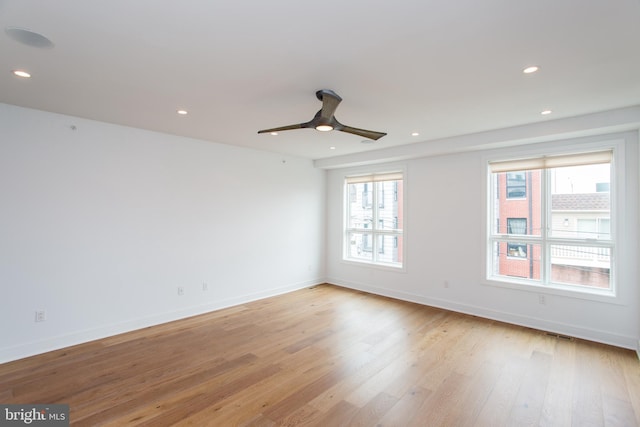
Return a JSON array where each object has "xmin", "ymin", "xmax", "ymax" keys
[
  {"xmin": 328, "ymin": 278, "xmax": 638, "ymax": 351},
  {"xmin": 0, "ymin": 279, "xmax": 321, "ymax": 364}
]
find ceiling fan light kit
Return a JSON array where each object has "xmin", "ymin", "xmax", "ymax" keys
[{"xmin": 258, "ymin": 89, "xmax": 386, "ymax": 140}]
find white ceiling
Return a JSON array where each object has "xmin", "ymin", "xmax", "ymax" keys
[{"xmin": 1, "ymin": 0, "xmax": 639, "ymax": 160}]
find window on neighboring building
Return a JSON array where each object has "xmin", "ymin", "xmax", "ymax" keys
[
  {"xmin": 362, "ymin": 222, "xmax": 372, "ymax": 252},
  {"xmin": 362, "ymin": 183, "xmax": 372, "ymax": 208},
  {"xmin": 506, "ymin": 172, "xmax": 526, "ymax": 198},
  {"xmin": 345, "ymin": 172, "xmax": 404, "ymax": 267},
  {"xmin": 488, "ymin": 150, "xmax": 613, "ymax": 292},
  {"xmin": 577, "ymin": 218, "xmax": 610, "ymax": 240},
  {"xmin": 507, "ymin": 218, "xmax": 527, "ymax": 258}
]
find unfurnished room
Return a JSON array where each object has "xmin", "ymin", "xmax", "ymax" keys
[{"xmin": 1, "ymin": 1, "xmax": 640, "ymax": 426}]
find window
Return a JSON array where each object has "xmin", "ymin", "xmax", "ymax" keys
[
  {"xmin": 362, "ymin": 222, "xmax": 371, "ymax": 252},
  {"xmin": 577, "ymin": 218, "xmax": 610, "ymax": 240},
  {"xmin": 507, "ymin": 218, "xmax": 527, "ymax": 258},
  {"xmin": 345, "ymin": 172, "xmax": 403, "ymax": 267},
  {"xmin": 488, "ymin": 150, "xmax": 614, "ymax": 292},
  {"xmin": 506, "ymin": 172, "xmax": 526, "ymax": 198}
]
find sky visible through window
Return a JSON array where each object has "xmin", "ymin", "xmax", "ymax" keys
[{"xmin": 552, "ymin": 164, "xmax": 609, "ymax": 194}]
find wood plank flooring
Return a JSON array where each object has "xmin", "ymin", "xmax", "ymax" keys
[{"xmin": 1, "ymin": 284, "xmax": 639, "ymax": 426}]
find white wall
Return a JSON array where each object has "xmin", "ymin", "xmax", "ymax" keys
[
  {"xmin": 0, "ymin": 103, "xmax": 326, "ymax": 362},
  {"xmin": 2, "ymin": 102, "xmax": 637, "ymax": 362},
  {"xmin": 326, "ymin": 131, "xmax": 639, "ymax": 350}
]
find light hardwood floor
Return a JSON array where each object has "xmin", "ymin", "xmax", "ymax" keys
[{"xmin": 1, "ymin": 284, "xmax": 639, "ymax": 426}]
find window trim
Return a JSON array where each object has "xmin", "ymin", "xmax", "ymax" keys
[{"xmin": 482, "ymin": 135, "xmax": 626, "ymax": 304}]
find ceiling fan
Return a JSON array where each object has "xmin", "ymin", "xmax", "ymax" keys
[{"xmin": 258, "ymin": 89, "xmax": 387, "ymax": 140}]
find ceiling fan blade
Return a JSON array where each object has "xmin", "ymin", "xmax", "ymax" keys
[
  {"xmin": 258, "ymin": 89, "xmax": 387, "ymax": 141},
  {"xmin": 338, "ymin": 125, "xmax": 387, "ymax": 141},
  {"xmin": 257, "ymin": 122, "xmax": 310, "ymax": 134},
  {"xmin": 316, "ymin": 89, "xmax": 342, "ymax": 120}
]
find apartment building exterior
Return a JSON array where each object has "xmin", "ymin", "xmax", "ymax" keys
[{"xmin": 495, "ymin": 169, "xmax": 610, "ymax": 288}]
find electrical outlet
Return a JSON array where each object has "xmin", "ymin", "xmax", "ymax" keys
[
  {"xmin": 178, "ymin": 287, "xmax": 184, "ymax": 296},
  {"xmin": 35, "ymin": 310, "xmax": 46, "ymax": 322},
  {"xmin": 202, "ymin": 282, "xmax": 208, "ymax": 291},
  {"xmin": 538, "ymin": 294, "xmax": 546, "ymax": 305}
]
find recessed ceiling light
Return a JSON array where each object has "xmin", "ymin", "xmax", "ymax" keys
[
  {"xmin": 523, "ymin": 66, "xmax": 539, "ymax": 74},
  {"xmin": 270, "ymin": 132, "xmax": 278, "ymax": 136},
  {"xmin": 176, "ymin": 109, "xmax": 188, "ymax": 115},
  {"xmin": 541, "ymin": 109, "xmax": 552, "ymax": 115},
  {"xmin": 12, "ymin": 70, "xmax": 31, "ymax": 78},
  {"xmin": 329, "ymin": 146, "xmax": 336, "ymax": 150},
  {"xmin": 411, "ymin": 132, "xmax": 420, "ymax": 136}
]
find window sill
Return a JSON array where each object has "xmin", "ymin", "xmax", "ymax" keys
[
  {"xmin": 341, "ymin": 258, "xmax": 405, "ymax": 272},
  {"xmin": 482, "ymin": 276, "xmax": 622, "ymax": 305}
]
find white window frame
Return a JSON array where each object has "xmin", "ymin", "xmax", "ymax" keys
[
  {"xmin": 343, "ymin": 170, "xmax": 405, "ymax": 269},
  {"xmin": 483, "ymin": 136, "xmax": 626, "ymax": 303}
]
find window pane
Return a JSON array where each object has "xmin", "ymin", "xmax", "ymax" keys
[
  {"xmin": 491, "ymin": 170, "xmax": 541, "ymax": 236},
  {"xmin": 378, "ymin": 180, "xmax": 402, "ymax": 230},
  {"xmin": 550, "ymin": 163, "xmax": 610, "ymax": 239},
  {"xmin": 378, "ymin": 235, "xmax": 403, "ymax": 265},
  {"xmin": 347, "ymin": 182, "xmax": 372, "ymax": 229},
  {"xmin": 491, "ymin": 241, "xmax": 541, "ymax": 280},
  {"xmin": 362, "ymin": 183, "xmax": 372, "ymax": 208},
  {"xmin": 347, "ymin": 232, "xmax": 373, "ymax": 261},
  {"xmin": 550, "ymin": 244, "xmax": 611, "ymax": 289},
  {"xmin": 378, "ymin": 185, "xmax": 385, "ymax": 208}
]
